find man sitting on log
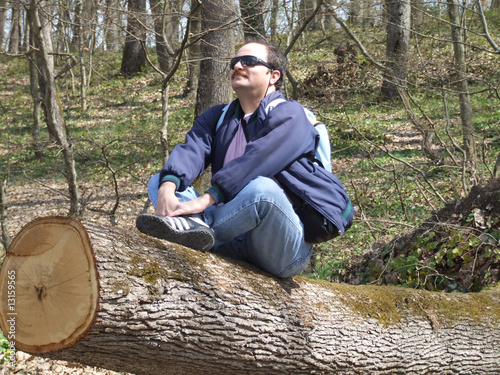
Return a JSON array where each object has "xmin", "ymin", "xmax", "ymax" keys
[{"xmin": 137, "ymin": 37, "xmax": 353, "ymax": 278}]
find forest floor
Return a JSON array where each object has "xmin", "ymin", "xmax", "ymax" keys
[{"xmin": 1, "ymin": 56, "xmax": 499, "ymax": 373}]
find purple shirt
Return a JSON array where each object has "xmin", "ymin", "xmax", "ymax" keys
[{"xmin": 223, "ymin": 113, "xmax": 252, "ymax": 166}]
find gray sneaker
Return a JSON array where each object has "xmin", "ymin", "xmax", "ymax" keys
[{"xmin": 136, "ymin": 214, "xmax": 215, "ymax": 251}]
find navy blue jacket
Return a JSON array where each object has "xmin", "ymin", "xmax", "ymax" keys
[{"xmin": 159, "ymin": 91, "xmax": 353, "ymax": 234}]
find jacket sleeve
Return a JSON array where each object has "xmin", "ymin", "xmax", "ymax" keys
[
  {"xmin": 159, "ymin": 104, "xmax": 225, "ymax": 192},
  {"xmin": 210, "ymin": 100, "xmax": 318, "ymax": 203}
]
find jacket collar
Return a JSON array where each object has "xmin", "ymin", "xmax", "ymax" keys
[{"xmin": 228, "ymin": 90, "xmax": 284, "ymax": 123}]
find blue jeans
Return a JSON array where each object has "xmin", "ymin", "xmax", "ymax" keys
[{"xmin": 147, "ymin": 175, "xmax": 313, "ymax": 278}]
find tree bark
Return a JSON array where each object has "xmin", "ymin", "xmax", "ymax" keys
[
  {"xmin": 183, "ymin": 0, "xmax": 201, "ymax": 99},
  {"xmin": 150, "ymin": 0, "xmax": 176, "ymax": 74},
  {"xmin": 29, "ymin": 0, "xmax": 80, "ymax": 215},
  {"xmin": 75, "ymin": 0, "xmax": 88, "ymax": 111},
  {"xmin": 240, "ymin": 0, "xmax": 266, "ymax": 38},
  {"xmin": 105, "ymin": 0, "xmax": 122, "ymax": 52},
  {"xmin": 27, "ymin": 8, "xmax": 43, "ymax": 160},
  {"xmin": 381, "ymin": 0, "xmax": 411, "ymax": 101},
  {"xmin": 447, "ymin": 0, "xmax": 477, "ymax": 172},
  {"xmin": 194, "ymin": 0, "xmax": 235, "ymax": 117},
  {"xmin": 0, "ymin": 0, "xmax": 7, "ymax": 51},
  {"xmin": 1, "ymin": 216, "xmax": 500, "ymax": 375},
  {"xmin": 0, "ymin": 180, "xmax": 9, "ymax": 250},
  {"xmin": 120, "ymin": 0, "xmax": 147, "ymax": 75},
  {"xmin": 8, "ymin": 1, "xmax": 22, "ymax": 54},
  {"xmin": 28, "ymin": 52, "xmax": 43, "ymax": 159},
  {"xmin": 270, "ymin": 0, "xmax": 280, "ymax": 41}
]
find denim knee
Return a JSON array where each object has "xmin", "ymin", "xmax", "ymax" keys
[{"xmin": 245, "ymin": 176, "xmax": 284, "ymax": 199}]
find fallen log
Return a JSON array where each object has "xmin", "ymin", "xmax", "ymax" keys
[{"xmin": 1, "ymin": 216, "xmax": 499, "ymax": 374}]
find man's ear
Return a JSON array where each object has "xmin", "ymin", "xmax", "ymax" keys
[{"xmin": 270, "ymin": 69, "xmax": 281, "ymax": 85}]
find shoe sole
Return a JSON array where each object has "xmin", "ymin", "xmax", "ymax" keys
[{"xmin": 136, "ymin": 214, "xmax": 214, "ymax": 252}]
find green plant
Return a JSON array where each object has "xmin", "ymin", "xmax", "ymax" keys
[{"xmin": 0, "ymin": 330, "xmax": 14, "ymax": 365}]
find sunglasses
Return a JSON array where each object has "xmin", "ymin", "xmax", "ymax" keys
[{"xmin": 230, "ymin": 55, "xmax": 273, "ymax": 70}]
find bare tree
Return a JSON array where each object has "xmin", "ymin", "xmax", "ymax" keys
[
  {"xmin": 183, "ymin": 0, "xmax": 202, "ymax": 99},
  {"xmin": 269, "ymin": 0, "xmax": 280, "ymax": 41},
  {"xmin": 29, "ymin": 0, "xmax": 80, "ymax": 215},
  {"xmin": 120, "ymin": 0, "xmax": 147, "ymax": 75},
  {"xmin": 104, "ymin": 0, "xmax": 122, "ymax": 52},
  {"xmin": 27, "ymin": 28, "xmax": 43, "ymax": 159},
  {"xmin": 412, "ymin": 0, "xmax": 425, "ymax": 29},
  {"xmin": 8, "ymin": 0, "xmax": 22, "ymax": 54},
  {"xmin": 74, "ymin": 0, "xmax": 89, "ymax": 111},
  {"xmin": 0, "ymin": 0, "xmax": 7, "ymax": 50},
  {"xmin": 240, "ymin": 0, "xmax": 266, "ymax": 38},
  {"xmin": 381, "ymin": 0, "xmax": 411, "ymax": 101},
  {"xmin": 0, "ymin": 179, "xmax": 9, "ymax": 251},
  {"xmin": 149, "ymin": 0, "xmax": 178, "ymax": 74},
  {"xmin": 476, "ymin": 0, "xmax": 500, "ymax": 53},
  {"xmin": 447, "ymin": 0, "xmax": 476, "ymax": 173},
  {"xmin": 142, "ymin": 1, "xmax": 202, "ymax": 164},
  {"xmin": 194, "ymin": 0, "xmax": 235, "ymax": 117}
]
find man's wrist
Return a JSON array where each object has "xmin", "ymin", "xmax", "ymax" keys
[{"xmin": 159, "ymin": 181, "xmax": 177, "ymax": 195}]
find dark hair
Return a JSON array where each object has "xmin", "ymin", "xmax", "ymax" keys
[{"xmin": 244, "ymin": 36, "xmax": 287, "ymax": 90}]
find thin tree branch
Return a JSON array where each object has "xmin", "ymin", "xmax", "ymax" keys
[
  {"xmin": 284, "ymin": 0, "xmax": 324, "ymax": 55},
  {"xmin": 330, "ymin": 8, "xmax": 390, "ymax": 74},
  {"xmin": 476, "ymin": 0, "xmax": 500, "ymax": 53}
]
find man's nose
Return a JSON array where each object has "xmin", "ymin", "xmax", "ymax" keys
[{"xmin": 233, "ymin": 60, "xmax": 244, "ymax": 70}]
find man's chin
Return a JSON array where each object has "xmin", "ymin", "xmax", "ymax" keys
[{"xmin": 231, "ymin": 78, "xmax": 248, "ymax": 90}]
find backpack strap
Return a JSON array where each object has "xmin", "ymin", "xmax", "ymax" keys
[
  {"xmin": 265, "ymin": 98, "xmax": 286, "ymax": 114},
  {"xmin": 313, "ymin": 122, "xmax": 332, "ymax": 173},
  {"xmin": 215, "ymin": 104, "xmax": 231, "ymax": 132}
]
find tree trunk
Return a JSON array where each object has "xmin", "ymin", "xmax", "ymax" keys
[
  {"xmin": 8, "ymin": 1, "xmax": 22, "ymax": 54},
  {"xmin": 183, "ymin": 0, "xmax": 201, "ymax": 99},
  {"xmin": 120, "ymin": 0, "xmax": 147, "ymax": 75},
  {"xmin": 75, "ymin": 0, "xmax": 88, "ymax": 112},
  {"xmin": 412, "ymin": 0, "xmax": 425, "ymax": 29},
  {"xmin": 29, "ymin": 0, "xmax": 80, "ymax": 215},
  {"xmin": 240, "ymin": 0, "xmax": 266, "ymax": 38},
  {"xmin": 105, "ymin": 0, "xmax": 121, "ymax": 52},
  {"xmin": 0, "ymin": 0, "xmax": 7, "ymax": 50},
  {"xmin": 1, "ymin": 216, "xmax": 500, "ymax": 375},
  {"xmin": 194, "ymin": 0, "xmax": 235, "ymax": 117},
  {"xmin": 270, "ymin": 0, "xmax": 280, "ymax": 41},
  {"xmin": 381, "ymin": 0, "xmax": 411, "ymax": 101},
  {"xmin": 0, "ymin": 180, "xmax": 9, "ymax": 250},
  {"xmin": 28, "ymin": 52, "xmax": 43, "ymax": 159},
  {"xmin": 150, "ymin": 0, "xmax": 176, "ymax": 74},
  {"xmin": 160, "ymin": 82, "xmax": 170, "ymax": 164},
  {"xmin": 349, "ymin": 0, "xmax": 361, "ymax": 26},
  {"xmin": 27, "ymin": 9, "xmax": 43, "ymax": 159},
  {"xmin": 447, "ymin": 0, "xmax": 477, "ymax": 172},
  {"xmin": 323, "ymin": 0, "xmax": 339, "ymax": 32}
]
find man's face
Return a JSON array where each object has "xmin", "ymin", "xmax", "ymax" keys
[{"xmin": 230, "ymin": 43, "xmax": 273, "ymax": 96}]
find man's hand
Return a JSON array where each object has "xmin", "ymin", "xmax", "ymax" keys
[
  {"xmin": 155, "ymin": 182, "xmax": 182, "ymax": 216},
  {"xmin": 156, "ymin": 182, "xmax": 215, "ymax": 217},
  {"xmin": 169, "ymin": 193, "xmax": 216, "ymax": 217}
]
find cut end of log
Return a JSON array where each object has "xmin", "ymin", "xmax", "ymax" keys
[{"xmin": 0, "ymin": 216, "xmax": 99, "ymax": 354}]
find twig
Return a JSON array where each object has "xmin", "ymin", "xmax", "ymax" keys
[
  {"xmin": 351, "ymin": 124, "xmax": 446, "ymax": 203},
  {"xmin": 413, "ymin": 178, "xmax": 437, "ymax": 212},
  {"xmin": 476, "ymin": 0, "xmax": 500, "ymax": 53},
  {"xmin": 350, "ymin": 180, "xmax": 377, "ymax": 241}
]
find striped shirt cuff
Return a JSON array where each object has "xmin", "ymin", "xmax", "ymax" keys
[{"xmin": 160, "ymin": 175, "xmax": 180, "ymax": 190}]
